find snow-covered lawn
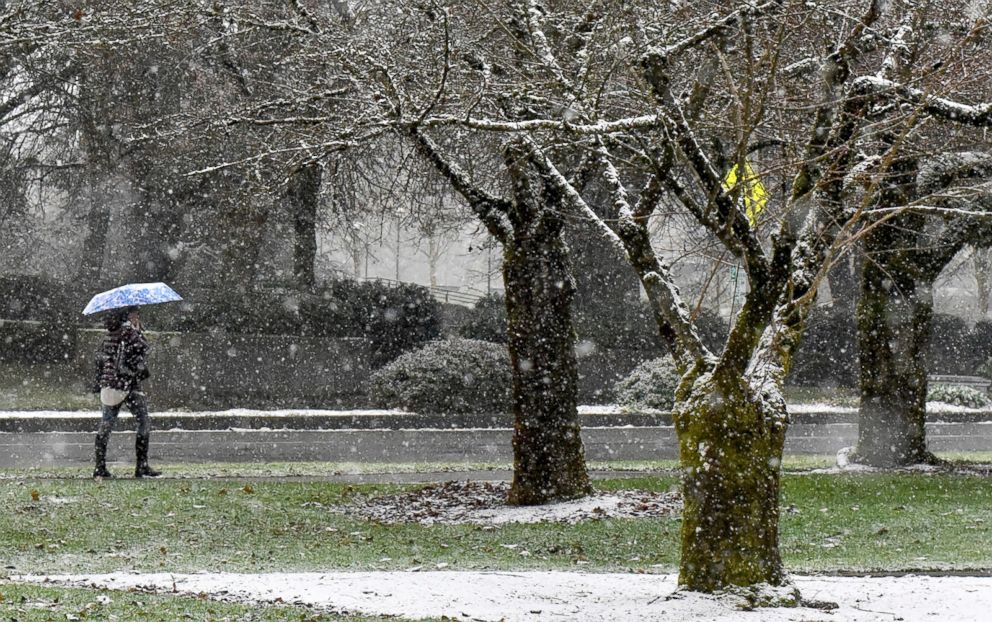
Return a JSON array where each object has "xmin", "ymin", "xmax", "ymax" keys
[{"xmin": 12, "ymin": 571, "xmax": 992, "ymax": 621}]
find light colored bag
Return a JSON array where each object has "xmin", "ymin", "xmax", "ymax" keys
[
  {"xmin": 100, "ymin": 387, "xmax": 127, "ymax": 406},
  {"xmin": 99, "ymin": 340, "xmax": 127, "ymax": 406}
]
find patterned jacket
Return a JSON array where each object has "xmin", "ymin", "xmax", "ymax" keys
[{"xmin": 93, "ymin": 322, "xmax": 150, "ymax": 392}]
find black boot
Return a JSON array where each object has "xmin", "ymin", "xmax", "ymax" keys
[
  {"xmin": 93, "ymin": 422, "xmax": 113, "ymax": 479},
  {"xmin": 134, "ymin": 433, "xmax": 161, "ymax": 478}
]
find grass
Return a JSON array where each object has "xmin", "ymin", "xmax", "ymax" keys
[
  {"xmin": 1, "ymin": 471, "xmax": 990, "ymax": 578},
  {"xmin": 782, "ymin": 385, "xmax": 860, "ymax": 407},
  {"xmin": 0, "ymin": 583, "xmax": 431, "ymax": 622},
  {"xmin": 0, "ymin": 456, "xmax": 844, "ymax": 481},
  {"xmin": 0, "ymin": 363, "xmax": 93, "ymax": 411}
]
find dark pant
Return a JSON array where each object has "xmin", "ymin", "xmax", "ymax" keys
[
  {"xmin": 100, "ymin": 390, "xmax": 150, "ymax": 437},
  {"xmin": 95, "ymin": 390, "xmax": 152, "ymax": 469}
]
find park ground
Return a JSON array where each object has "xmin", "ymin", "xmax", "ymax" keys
[{"xmin": 2, "ymin": 458, "xmax": 992, "ymax": 621}]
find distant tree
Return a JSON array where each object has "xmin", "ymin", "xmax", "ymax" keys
[{"xmin": 854, "ymin": 153, "xmax": 992, "ymax": 467}]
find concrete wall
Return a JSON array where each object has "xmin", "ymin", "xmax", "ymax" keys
[
  {"xmin": 73, "ymin": 329, "xmax": 653, "ymax": 409},
  {"xmin": 75, "ymin": 329, "xmax": 372, "ymax": 410}
]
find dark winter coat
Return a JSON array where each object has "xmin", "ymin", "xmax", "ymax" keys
[{"xmin": 92, "ymin": 321, "xmax": 150, "ymax": 392}]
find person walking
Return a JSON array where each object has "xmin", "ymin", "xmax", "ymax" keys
[{"xmin": 92, "ymin": 305, "xmax": 161, "ymax": 479}]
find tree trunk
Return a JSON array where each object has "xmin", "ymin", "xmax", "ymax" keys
[
  {"xmin": 675, "ymin": 367, "xmax": 789, "ymax": 591},
  {"xmin": 132, "ymin": 192, "xmax": 184, "ymax": 283},
  {"xmin": 503, "ymin": 220, "xmax": 591, "ymax": 506},
  {"xmin": 826, "ymin": 245, "xmax": 862, "ymax": 313},
  {"xmin": 288, "ymin": 163, "xmax": 322, "ymax": 292},
  {"xmin": 77, "ymin": 187, "xmax": 112, "ymax": 288},
  {"xmin": 854, "ymin": 259, "xmax": 933, "ymax": 466},
  {"xmin": 219, "ymin": 200, "xmax": 270, "ymax": 296},
  {"xmin": 974, "ymin": 248, "xmax": 992, "ymax": 317}
]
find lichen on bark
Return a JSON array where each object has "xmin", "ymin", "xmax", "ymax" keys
[{"xmin": 674, "ymin": 360, "xmax": 790, "ymax": 591}]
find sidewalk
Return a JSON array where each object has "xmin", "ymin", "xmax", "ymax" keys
[
  {"xmin": 3, "ymin": 406, "xmax": 992, "ymax": 468},
  {"xmin": 12, "ymin": 571, "xmax": 992, "ymax": 622}
]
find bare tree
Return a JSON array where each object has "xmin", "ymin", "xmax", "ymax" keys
[{"xmin": 375, "ymin": 0, "xmax": 992, "ymax": 596}]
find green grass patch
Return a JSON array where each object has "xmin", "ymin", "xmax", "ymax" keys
[
  {"xmin": 934, "ymin": 451, "xmax": 992, "ymax": 464},
  {"xmin": 0, "ymin": 583, "xmax": 428, "ymax": 621},
  {"xmin": 0, "ymin": 456, "xmax": 848, "ymax": 481},
  {"xmin": 781, "ymin": 472, "xmax": 992, "ymax": 572},
  {"xmin": 0, "ymin": 363, "xmax": 92, "ymax": 411},
  {"xmin": 782, "ymin": 385, "xmax": 859, "ymax": 407},
  {"xmin": 0, "ymin": 472, "xmax": 989, "ymax": 577}
]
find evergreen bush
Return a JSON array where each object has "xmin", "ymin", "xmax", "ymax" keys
[
  {"xmin": 927, "ymin": 384, "xmax": 991, "ymax": 409},
  {"xmin": 574, "ymin": 297, "xmax": 661, "ymax": 350},
  {"xmin": 928, "ymin": 313, "xmax": 971, "ymax": 375},
  {"xmin": 0, "ymin": 274, "xmax": 77, "ymax": 362},
  {"xmin": 155, "ymin": 279, "xmax": 442, "ymax": 366},
  {"xmin": 458, "ymin": 293, "xmax": 507, "ymax": 343},
  {"xmin": 788, "ymin": 307, "xmax": 858, "ymax": 387},
  {"xmin": 694, "ymin": 308, "xmax": 729, "ymax": 353},
  {"xmin": 613, "ymin": 355, "xmax": 680, "ymax": 411},
  {"xmin": 369, "ymin": 338, "xmax": 511, "ymax": 414},
  {"xmin": 970, "ymin": 320, "xmax": 992, "ymax": 376}
]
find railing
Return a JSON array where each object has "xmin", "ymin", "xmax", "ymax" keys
[
  {"xmin": 358, "ymin": 276, "xmax": 494, "ymax": 307},
  {"xmin": 928, "ymin": 375, "xmax": 992, "ymax": 394}
]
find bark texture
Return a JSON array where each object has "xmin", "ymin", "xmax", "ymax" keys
[
  {"xmin": 288, "ymin": 162, "xmax": 322, "ymax": 292},
  {"xmin": 675, "ymin": 366, "xmax": 789, "ymax": 590},
  {"xmin": 854, "ymin": 238, "xmax": 933, "ymax": 466},
  {"xmin": 504, "ymin": 231, "xmax": 590, "ymax": 505},
  {"xmin": 503, "ymin": 145, "xmax": 591, "ymax": 506}
]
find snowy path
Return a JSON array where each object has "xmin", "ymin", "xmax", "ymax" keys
[{"xmin": 12, "ymin": 571, "xmax": 992, "ymax": 621}]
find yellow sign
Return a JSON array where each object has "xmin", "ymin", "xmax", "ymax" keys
[{"xmin": 722, "ymin": 160, "xmax": 767, "ymax": 228}]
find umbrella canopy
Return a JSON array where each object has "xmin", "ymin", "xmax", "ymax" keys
[{"xmin": 82, "ymin": 282, "xmax": 183, "ymax": 316}]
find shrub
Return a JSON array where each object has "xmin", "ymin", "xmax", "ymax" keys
[
  {"xmin": 574, "ymin": 297, "xmax": 661, "ymax": 351},
  {"xmin": 360, "ymin": 282, "xmax": 443, "ymax": 367},
  {"xmin": 458, "ymin": 293, "xmax": 507, "ymax": 343},
  {"xmin": 927, "ymin": 384, "xmax": 991, "ymax": 409},
  {"xmin": 0, "ymin": 274, "xmax": 77, "ymax": 363},
  {"xmin": 970, "ymin": 321, "xmax": 992, "ymax": 376},
  {"xmin": 788, "ymin": 307, "xmax": 858, "ymax": 388},
  {"xmin": 694, "ymin": 308, "xmax": 729, "ymax": 353},
  {"xmin": 613, "ymin": 355, "xmax": 680, "ymax": 412},
  {"xmin": 928, "ymin": 313, "xmax": 971, "ymax": 375},
  {"xmin": 153, "ymin": 279, "xmax": 442, "ymax": 367},
  {"xmin": 369, "ymin": 338, "xmax": 511, "ymax": 414}
]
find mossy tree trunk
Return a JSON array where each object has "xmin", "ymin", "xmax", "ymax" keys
[
  {"xmin": 675, "ymin": 365, "xmax": 789, "ymax": 590},
  {"xmin": 854, "ymin": 243, "xmax": 934, "ymax": 467}
]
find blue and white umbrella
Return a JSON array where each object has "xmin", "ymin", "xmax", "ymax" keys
[{"xmin": 82, "ymin": 282, "xmax": 183, "ymax": 315}]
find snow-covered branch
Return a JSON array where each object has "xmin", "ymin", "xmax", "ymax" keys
[
  {"xmin": 415, "ymin": 113, "xmax": 662, "ymax": 134},
  {"xmin": 521, "ymin": 136, "xmax": 708, "ymax": 367},
  {"xmin": 642, "ymin": 0, "xmax": 784, "ymax": 63},
  {"xmin": 852, "ymin": 76, "xmax": 992, "ymax": 127},
  {"xmin": 409, "ymin": 127, "xmax": 513, "ymax": 244}
]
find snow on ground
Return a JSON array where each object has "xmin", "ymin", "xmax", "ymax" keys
[
  {"xmin": 0, "ymin": 408, "xmax": 407, "ymax": 419},
  {"xmin": 4, "ymin": 402, "xmax": 989, "ymax": 419},
  {"xmin": 13, "ymin": 571, "xmax": 992, "ymax": 622}
]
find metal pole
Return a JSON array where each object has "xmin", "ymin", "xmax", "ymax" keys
[
  {"xmin": 395, "ymin": 221, "xmax": 401, "ymax": 281},
  {"xmin": 487, "ymin": 242, "xmax": 492, "ymax": 294},
  {"xmin": 728, "ymin": 263, "xmax": 740, "ymax": 325}
]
